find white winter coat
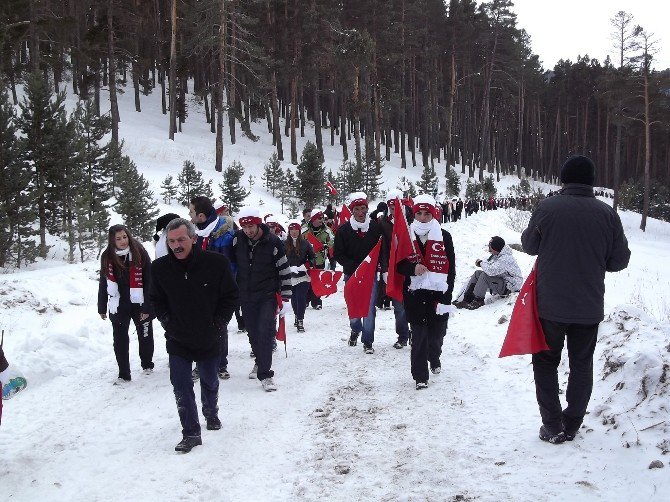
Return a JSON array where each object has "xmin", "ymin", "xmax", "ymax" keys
[{"xmin": 479, "ymin": 244, "xmax": 523, "ymax": 292}]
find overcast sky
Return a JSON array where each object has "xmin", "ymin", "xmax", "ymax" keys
[{"xmin": 510, "ymin": 0, "xmax": 669, "ymax": 71}]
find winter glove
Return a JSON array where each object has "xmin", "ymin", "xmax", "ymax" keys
[
  {"xmin": 475, "ymin": 259, "xmax": 482, "ymax": 267},
  {"xmin": 1, "ymin": 365, "xmax": 27, "ymax": 400},
  {"xmin": 436, "ymin": 303, "xmax": 456, "ymax": 316},
  {"xmin": 278, "ymin": 301, "xmax": 290, "ymax": 317}
]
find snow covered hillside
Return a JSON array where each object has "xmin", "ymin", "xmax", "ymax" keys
[{"xmin": 1, "ymin": 86, "xmax": 669, "ymax": 501}]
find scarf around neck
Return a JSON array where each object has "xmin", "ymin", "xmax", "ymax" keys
[
  {"xmin": 349, "ymin": 215, "xmax": 370, "ymax": 233},
  {"xmin": 408, "ymin": 219, "xmax": 449, "ymax": 293},
  {"xmin": 106, "ymin": 249, "xmax": 144, "ymax": 314}
]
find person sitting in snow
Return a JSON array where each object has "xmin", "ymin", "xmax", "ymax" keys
[
  {"xmin": 1, "ymin": 341, "xmax": 28, "ymax": 425},
  {"xmin": 453, "ymin": 236, "xmax": 522, "ymax": 310}
]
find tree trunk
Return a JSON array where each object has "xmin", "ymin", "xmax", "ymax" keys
[
  {"xmin": 641, "ymin": 70, "xmax": 651, "ymax": 231},
  {"xmin": 215, "ymin": 0, "xmax": 226, "ymax": 171},
  {"xmin": 108, "ymin": 0, "xmax": 120, "ymax": 144},
  {"xmin": 313, "ymin": 76, "xmax": 323, "ymax": 159},
  {"xmin": 168, "ymin": 0, "xmax": 177, "ymax": 140}
]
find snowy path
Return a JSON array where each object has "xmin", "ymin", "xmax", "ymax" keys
[{"xmin": 2, "ymin": 214, "xmax": 669, "ymax": 501}]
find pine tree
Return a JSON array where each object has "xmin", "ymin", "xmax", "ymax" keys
[
  {"xmin": 295, "ymin": 141, "xmax": 326, "ymax": 209},
  {"xmin": 397, "ymin": 177, "xmax": 417, "ymax": 199},
  {"xmin": 482, "ymin": 174, "xmax": 497, "ymax": 198},
  {"xmin": 362, "ymin": 148, "xmax": 382, "ymax": 200},
  {"xmin": 0, "ymin": 85, "xmax": 35, "ymax": 267},
  {"xmin": 445, "ymin": 167, "xmax": 461, "ymax": 197},
  {"xmin": 16, "ymin": 73, "xmax": 73, "ymax": 258},
  {"xmin": 219, "ymin": 161, "xmax": 249, "ymax": 214},
  {"xmin": 74, "ymin": 190, "xmax": 109, "ymax": 262},
  {"xmin": 115, "ymin": 156, "xmax": 159, "ymax": 240},
  {"xmin": 177, "ymin": 160, "xmax": 210, "ymax": 206},
  {"xmin": 262, "ymin": 153, "xmax": 283, "ymax": 196},
  {"xmin": 73, "ymin": 100, "xmax": 112, "ymax": 217},
  {"xmin": 160, "ymin": 174, "xmax": 178, "ymax": 203},
  {"xmin": 337, "ymin": 160, "xmax": 364, "ymax": 197},
  {"xmin": 465, "ymin": 179, "xmax": 483, "ymax": 201},
  {"xmin": 417, "ymin": 163, "xmax": 438, "ymax": 196}
]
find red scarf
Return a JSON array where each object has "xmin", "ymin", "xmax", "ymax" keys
[
  {"xmin": 106, "ymin": 252, "xmax": 144, "ymax": 314},
  {"xmin": 408, "ymin": 219, "xmax": 449, "ymax": 293}
]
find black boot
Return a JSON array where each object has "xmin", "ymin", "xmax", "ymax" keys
[
  {"xmin": 175, "ymin": 436, "xmax": 202, "ymax": 453},
  {"xmin": 297, "ymin": 319, "xmax": 305, "ymax": 332}
]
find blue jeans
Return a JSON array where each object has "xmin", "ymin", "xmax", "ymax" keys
[
  {"xmin": 291, "ymin": 282, "xmax": 310, "ymax": 320},
  {"xmin": 241, "ymin": 298, "xmax": 276, "ymax": 381},
  {"xmin": 344, "ymin": 274, "xmax": 378, "ymax": 345},
  {"xmin": 218, "ymin": 326, "xmax": 228, "ymax": 371},
  {"xmin": 393, "ymin": 298, "xmax": 410, "ymax": 342},
  {"xmin": 169, "ymin": 354, "xmax": 219, "ymax": 437}
]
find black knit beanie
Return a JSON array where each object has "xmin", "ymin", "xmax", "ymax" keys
[
  {"xmin": 560, "ymin": 155, "xmax": 595, "ymax": 186},
  {"xmin": 489, "ymin": 236, "xmax": 505, "ymax": 253},
  {"xmin": 155, "ymin": 213, "xmax": 180, "ymax": 232}
]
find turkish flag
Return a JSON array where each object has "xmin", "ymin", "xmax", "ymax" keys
[
  {"xmin": 306, "ymin": 232, "xmax": 324, "ymax": 252},
  {"xmin": 326, "ymin": 180, "xmax": 338, "ymax": 196},
  {"xmin": 499, "ymin": 263, "xmax": 549, "ymax": 357},
  {"xmin": 386, "ymin": 198, "xmax": 417, "ymax": 301},
  {"xmin": 308, "ymin": 269, "xmax": 343, "ymax": 297},
  {"xmin": 344, "ymin": 238, "xmax": 382, "ymax": 319},
  {"xmin": 337, "ymin": 204, "xmax": 351, "ymax": 229},
  {"xmin": 275, "ymin": 293, "xmax": 286, "ymax": 352}
]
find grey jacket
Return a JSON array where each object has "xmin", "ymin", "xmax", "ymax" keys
[
  {"xmin": 521, "ymin": 184, "xmax": 630, "ymax": 324},
  {"xmin": 480, "ymin": 244, "xmax": 523, "ymax": 292}
]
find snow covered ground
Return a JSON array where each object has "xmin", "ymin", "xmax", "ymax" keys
[{"xmin": 1, "ymin": 84, "xmax": 669, "ymax": 501}]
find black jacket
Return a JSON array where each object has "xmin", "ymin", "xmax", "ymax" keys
[
  {"xmin": 521, "ymin": 184, "xmax": 630, "ymax": 324},
  {"xmin": 232, "ymin": 224, "xmax": 292, "ymax": 302},
  {"xmin": 333, "ymin": 219, "xmax": 386, "ymax": 276},
  {"xmin": 150, "ymin": 246, "xmax": 239, "ymax": 361},
  {"xmin": 397, "ymin": 228, "xmax": 456, "ymax": 325},
  {"xmin": 98, "ymin": 245, "xmax": 153, "ymax": 320}
]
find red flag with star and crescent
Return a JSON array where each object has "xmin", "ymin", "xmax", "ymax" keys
[
  {"xmin": 499, "ymin": 262, "xmax": 549, "ymax": 357},
  {"xmin": 326, "ymin": 180, "xmax": 338, "ymax": 196},
  {"xmin": 308, "ymin": 269, "xmax": 343, "ymax": 297},
  {"xmin": 386, "ymin": 198, "xmax": 417, "ymax": 302},
  {"xmin": 343, "ymin": 238, "xmax": 382, "ymax": 319},
  {"xmin": 337, "ymin": 204, "xmax": 351, "ymax": 230},
  {"xmin": 305, "ymin": 232, "xmax": 325, "ymax": 253}
]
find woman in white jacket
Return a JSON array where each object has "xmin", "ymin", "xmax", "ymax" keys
[{"xmin": 454, "ymin": 236, "xmax": 522, "ymax": 310}]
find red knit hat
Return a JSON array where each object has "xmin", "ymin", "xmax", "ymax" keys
[
  {"xmin": 238, "ymin": 206, "xmax": 262, "ymax": 226},
  {"xmin": 348, "ymin": 191, "xmax": 368, "ymax": 210},
  {"xmin": 412, "ymin": 194, "xmax": 439, "ymax": 220}
]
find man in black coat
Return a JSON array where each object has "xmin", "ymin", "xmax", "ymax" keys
[
  {"xmin": 232, "ymin": 206, "xmax": 292, "ymax": 392},
  {"xmin": 150, "ymin": 218, "xmax": 239, "ymax": 453},
  {"xmin": 333, "ymin": 192, "xmax": 385, "ymax": 354},
  {"xmin": 521, "ymin": 155, "xmax": 630, "ymax": 444}
]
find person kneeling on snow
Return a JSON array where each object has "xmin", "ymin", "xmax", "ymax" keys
[{"xmin": 453, "ymin": 236, "xmax": 522, "ymax": 310}]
